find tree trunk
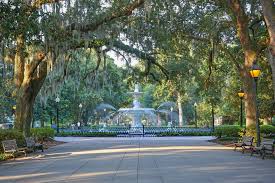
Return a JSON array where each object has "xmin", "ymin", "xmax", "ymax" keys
[
  {"xmin": 15, "ymin": 83, "xmax": 37, "ymax": 136},
  {"xmin": 242, "ymin": 55, "xmax": 257, "ymax": 128},
  {"xmin": 211, "ymin": 103, "xmax": 215, "ymax": 130},
  {"xmin": 83, "ymin": 110, "xmax": 89, "ymax": 126},
  {"xmin": 13, "ymin": 35, "xmax": 25, "ymax": 131},
  {"xmin": 14, "ymin": 34, "xmax": 25, "ymax": 89},
  {"xmin": 260, "ymin": 0, "xmax": 275, "ymax": 101},
  {"xmin": 177, "ymin": 92, "xmax": 183, "ymax": 127},
  {"xmin": 225, "ymin": 0, "xmax": 259, "ymax": 128},
  {"xmin": 268, "ymin": 50, "xmax": 275, "ymax": 102},
  {"xmin": 14, "ymin": 56, "xmax": 47, "ymax": 136}
]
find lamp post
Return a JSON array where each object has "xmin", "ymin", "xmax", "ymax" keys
[
  {"xmin": 55, "ymin": 97, "xmax": 60, "ymax": 133},
  {"xmin": 104, "ymin": 108, "xmax": 107, "ymax": 126},
  {"xmin": 238, "ymin": 90, "xmax": 245, "ymax": 127},
  {"xmin": 12, "ymin": 105, "xmax": 16, "ymax": 112},
  {"xmin": 194, "ymin": 102, "xmax": 197, "ymax": 128},
  {"xmin": 250, "ymin": 61, "xmax": 261, "ymax": 147},
  {"xmin": 12, "ymin": 105, "xmax": 16, "ymax": 116},
  {"xmin": 170, "ymin": 106, "xmax": 173, "ymax": 127},
  {"xmin": 79, "ymin": 103, "xmax": 82, "ymax": 127},
  {"xmin": 12, "ymin": 105, "xmax": 16, "ymax": 124}
]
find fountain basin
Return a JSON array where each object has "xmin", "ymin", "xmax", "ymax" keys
[{"xmin": 118, "ymin": 108, "xmax": 156, "ymax": 127}]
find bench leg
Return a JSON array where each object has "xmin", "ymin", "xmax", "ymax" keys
[
  {"xmin": 262, "ymin": 151, "xmax": 266, "ymax": 160},
  {"xmin": 250, "ymin": 149, "xmax": 254, "ymax": 156},
  {"xmin": 242, "ymin": 147, "xmax": 245, "ymax": 154}
]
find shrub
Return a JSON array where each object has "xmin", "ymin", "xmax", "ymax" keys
[
  {"xmin": 0, "ymin": 153, "xmax": 10, "ymax": 161},
  {"xmin": 0, "ymin": 129, "xmax": 25, "ymax": 153},
  {"xmin": 214, "ymin": 125, "xmax": 243, "ymax": 138},
  {"xmin": 260, "ymin": 125, "xmax": 275, "ymax": 135},
  {"xmin": 157, "ymin": 131, "xmax": 212, "ymax": 137},
  {"xmin": 57, "ymin": 131, "xmax": 117, "ymax": 137},
  {"xmin": 30, "ymin": 128, "xmax": 55, "ymax": 142}
]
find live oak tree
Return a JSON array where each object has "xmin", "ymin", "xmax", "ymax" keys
[
  {"xmin": 0, "ymin": 0, "xmax": 274, "ymax": 136},
  {"xmin": 34, "ymin": 50, "xmax": 128, "ymax": 127},
  {"xmin": 260, "ymin": 0, "xmax": 275, "ymax": 101},
  {"xmin": 0, "ymin": 0, "xmax": 148, "ymax": 136},
  {"xmin": 126, "ymin": 0, "xmax": 274, "ymax": 127}
]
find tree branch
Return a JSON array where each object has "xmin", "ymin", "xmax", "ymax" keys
[
  {"xmin": 225, "ymin": 0, "xmax": 251, "ymax": 50},
  {"xmin": 28, "ymin": 51, "xmax": 46, "ymax": 78},
  {"xmin": 218, "ymin": 43, "xmax": 242, "ymax": 72},
  {"xmin": 69, "ymin": 0, "xmax": 145, "ymax": 33},
  {"xmin": 111, "ymin": 40, "xmax": 169, "ymax": 79}
]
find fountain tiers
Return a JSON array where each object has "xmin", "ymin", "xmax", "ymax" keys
[{"xmin": 118, "ymin": 84, "xmax": 156, "ymax": 127}]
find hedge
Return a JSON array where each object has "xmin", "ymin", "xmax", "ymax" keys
[
  {"xmin": 58, "ymin": 131, "xmax": 117, "ymax": 137},
  {"xmin": 260, "ymin": 125, "xmax": 275, "ymax": 135},
  {"xmin": 214, "ymin": 125, "xmax": 275, "ymax": 139},
  {"xmin": 157, "ymin": 131, "xmax": 213, "ymax": 137},
  {"xmin": 31, "ymin": 128, "xmax": 55, "ymax": 142},
  {"xmin": 213, "ymin": 125, "xmax": 243, "ymax": 138},
  {"xmin": 0, "ymin": 129, "xmax": 25, "ymax": 153}
]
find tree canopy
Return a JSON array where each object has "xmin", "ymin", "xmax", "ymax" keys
[{"xmin": 0, "ymin": 0, "xmax": 274, "ymax": 134}]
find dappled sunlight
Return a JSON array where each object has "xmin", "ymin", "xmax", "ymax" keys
[
  {"xmin": 70, "ymin": 146, "xmax": 231, "ymax": 156},
  {"xmin": 1, "ymin": 138, "xmax": 275, "ymax": 183},
  {"xmin": 26, "ymin": 145, "xmax": 233, "ymax": 162},
  {"xmin": 70, "ymin": 170, "xmax": 130, "ymax": 179},
  {"xmin": 106, "ymin": 144, "xmax": 138, "ymax": 149},
  {"xmin": 32, "ymin": 145, "xmax": 232, "ymax": 161},
  {"xmin": 0, "ymin": 172, "xmax": 55, "ymax": 181}
]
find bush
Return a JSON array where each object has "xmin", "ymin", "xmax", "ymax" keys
[
  {"xmin": 30, "ymin": 128, "xmax": 55, "ymax": 142},
  {"xmin": 0, "ymin": 129, "xmax": 25, "ymax": 153},
  {"xmin": 0, "ymin": 153, "xmax": 10, "ymax": 161},
  {"xmin": 57, "ymin": 131, "xmax": 117, "ymax": 137},
  {"xmin": 260, "ymin": 125, "xmax": 275, "ymax": 135},
  {"xmin": 214, "ymin": 125, "xmax": 243, "ymax": 138},
  {"xmin": 157, "ymin": 131, "xmax": 212, "ymax": 137}
]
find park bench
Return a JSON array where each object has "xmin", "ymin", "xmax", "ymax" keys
[
  {"xmin": 1, "ymin": 139, "xmax": 27, "ymax": 159},
  {"xmin": 251, "ymin": 139, "xmax": 275, "ymax": 159},
  {"xmin": 261, "ymin": 139, "xmax": 275, "ymax": 159},
  {"xmin": 234, "ymin": 136, "xmax": 254, "ymax": 153},
  {"xmin": 25, "ymin": 137, "xmax": 44, "ymax": 152}
]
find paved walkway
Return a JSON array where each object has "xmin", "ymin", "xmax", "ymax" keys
[{"xmin": 0, "ymin": 137, "xmax": 275, "ymax": 183}]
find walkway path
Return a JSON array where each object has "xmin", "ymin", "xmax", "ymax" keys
[{"xmin": 0, "ymin": 137, "xmax": 275, "ymax": 183}]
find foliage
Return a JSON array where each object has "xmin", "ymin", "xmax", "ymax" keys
[
  {"xmin": 157, "ymin": 131, "xmax": 212, "ymax": 137},
  {"xmin": 30, "ymin": 128, "xmax": 55, "ymax": 142},
  {"xmin": 260, "ymin": 125, "xmax": 275, "ymax": 135},
  {"xmin": 57, "ymin": 131, "xmax": 117, "ymax": 137},
  {"xmin": 33, "ymin": 50, "xmax": 129, "ymax": 127},
  {"xmin": 242, "ymin": 125, "xmax": 257, "ymax": 142},
  {"xmin": 241, "ymin": 125, "xmax": 275, "ymax": 141},
  {"xmin": 0, "ymin": 129, "xmax": 25, "ymax": 153},
  {"xmin": 0, "ymin": 0, "xmax": 274, "ymax": 133},
  {"xmin": 0, "ymin": 153, "xmax": 8, "ymax": 161},
  {"xmin": 140, "ymin": 84, "xmax": 155, "ymax": 108},
  {"xmin": 213, "ymin": 125, "xmax": 243, "ymax": 138},
  {"xmin": 0, "ymin": 78, "xmax": 15, "ymax": 123},
  {"xmin": 215, "ymin": 125, "xmax": 275, "ymax": 141}
]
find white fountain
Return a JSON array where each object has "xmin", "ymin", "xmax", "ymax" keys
[{"xmin": 118, "ymin": 84, "xmax": 157, "ymax": 127}]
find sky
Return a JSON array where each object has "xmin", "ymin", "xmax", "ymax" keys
[{"xmin": 107, "ymin": 49, "xmax": 138, "ymax": 68}]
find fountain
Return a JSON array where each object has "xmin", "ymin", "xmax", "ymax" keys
[{"xmin": 117, "ymin": 84, "xmax": 157, "ymax": 127}]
